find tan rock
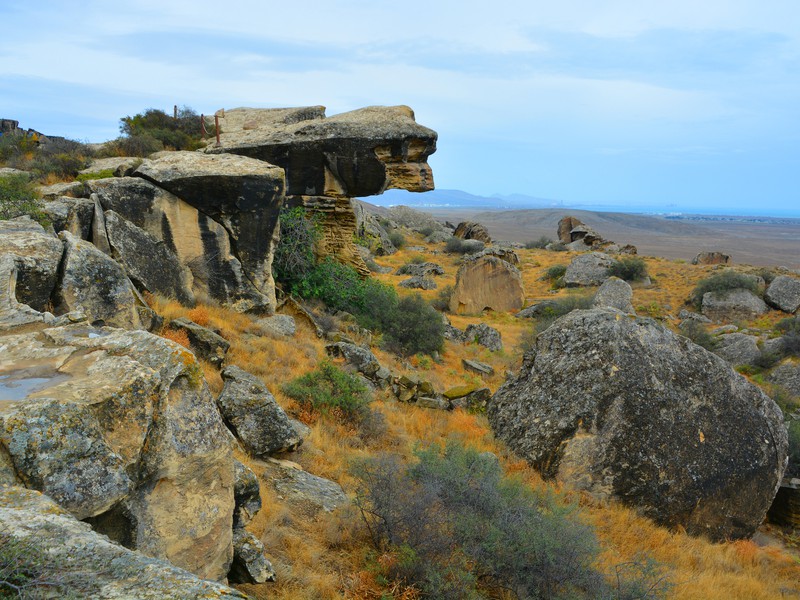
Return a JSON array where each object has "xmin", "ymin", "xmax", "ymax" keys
[{"xmin": 449, "ymin": 256, "xmax": 525, "ymax": 315}]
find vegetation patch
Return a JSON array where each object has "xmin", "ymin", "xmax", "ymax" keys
[
  {"xmin": 608, "ymin": 257, "xmax": 648, "ymax": 282},
  {"xmin": 691, "ymin": 270, "xmax": 761, "ymax": 307},
  {"xmin": 0, "ymin": 175, "xmax": 49, "ymax": 226}
]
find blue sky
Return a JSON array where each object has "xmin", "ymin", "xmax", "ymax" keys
[{"xmin": 2, "ymin": 1, "xmax": 799, "ymax": 215}]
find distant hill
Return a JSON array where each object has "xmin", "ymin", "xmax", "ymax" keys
[{"xmin": 368, "ymin": 188, "xmax": 563, "ymax": 209}]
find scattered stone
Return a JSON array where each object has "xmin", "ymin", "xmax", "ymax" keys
[
  {"xmin": 218, "ymin": 366, "xmax": 302, "ymax": 457},
  {"xmin": 488, "ymin": 307, "xmax": 787, "ymax": 541},
  {"xmin": 462, "ymin": 359, "xmax": 495, "ymax": 377},
  {"xmin": 449, "ymin": 256, "xmax": 525, "ymax": 315},
  {"xmin": 711, "ymin": 324, "xmax": 738, "ymax": 335},
  {"xmin": 701, "ymin": 289, "xmax": 769, "ymax": 323},
  {"xmin": 229, "ymin": 528, "xmax": 276, "ymax": 584},
  {"xmin": 169, "ymin": 317, "xmax": 230, "ymax": 368},
  {"xmin": 416, "ymin": 396, "xmax": 450, "ymax": 410},
  {"xmin": 265, "ymin": 461, "xmax": 348, "ymax": 514},
  {"xmin": 678, "ymin": 309, "xmax": 711, "ymax": 323},
  {"xmin": 592, "ymin": 277, "xmax": 635, "ymax": 314},
  {"xmin": 399, "ymin": 275, "xmax": 437, "ymax": 290},
  {"xmin": 692, "ymin": 252, "xmax": 730, "ymax": 265},
  {"xmin": 448, "ymin": 387, "xmax": 492, "ymax": 411},
  {"xmin": 563, "ymin": 252, "xmax": 615, "ymax": 287},
  {"xmin": 326, "ymin": 341, "xmax": 392, "ymax": 388},
  {"xmin": 464, "ymin": 323, "xmax": 503, "ymax": 351},
  {"xmin": 764, "ymin": 275, "xmax": 800, "ymax": 313},
  {"xmin": 396, "ymin": 261, "xmax": 444, "ymax": 277}
]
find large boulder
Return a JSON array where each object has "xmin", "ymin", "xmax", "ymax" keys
[
  {"xmin": 764, "ymin": 275, "xmax": 800, "ymax": 313},
  {"xmin": 207, "ymin": 105, "xmax": 437, "ymax": 197},
  {"xmin": 563, "ymin": 252, "xmax": 615, "ymax": 287},
  {"xmin": 217, "ymin": 366, "xmax": 302, "ymax": 456},
  {"xmin": 135, "ymin": 152, "xmax": 285, "ymax": 313},
  {"xmin": 0, "ymin": 218, "xmax": 64, "ymax": 311},
  {"xmin": 449, "ymin": 255, "xmax": 525, "ymax": 315},
  {"xmin": 488, "ymin": 308, "xmax": 787, "ymax": 541},
  {"xmin": 396, "ymin": 261, "xmax": 444, "ymax": 277},
  {"xmin": 692, "ymin": 251, "xmax": 730, "ymax": 265},
  {"xmin": 464, "ymin": 323, "xmax": 503, "ymax": 351},
  {"xmin": 592, "ymin": 276, "xmax": 635, "ymax": 314},
  {"xmin": 90, "ymin": 177, "xmax": 268, "ymax": 312},
  {"xmin": 767, "ymin": 359, "xmax": 800, "ymax": 400},
  {"xmin": 0, "ymin": 324, "xmax": 236, "ymax": 580},
  {"xmin": 453, "ymin": 221, "xmax": 491, "ymax": 244},
  {"xmin": 0, "ymin": 487, "xmax": 247, "ymax": 599},
  {"xmin": 713, "ymin": 333, "xmax": 762, "ymax": 366},
  {"xmin": 701, "ymin": 289, "xmax": 769, "ymax": 323}
]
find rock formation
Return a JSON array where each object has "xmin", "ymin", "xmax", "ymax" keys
[
  {"xmin": 701, "ymin": 289, "xmax": 769, "ymax": 323},
  {"xmin": 765, "ymin": 275, "xmax": 800, "ymax": 313},
  {"xmin": 488, "ymin": 308, "xmax": 787, "ymax": 541},
  {"xmin": 556, "ymin": 216, "xmax": 636, "ymax": 254},
  {"xmin": 453, "ymin": 221, "xmax": 492, "ymax": 244},
  {"xmin": 693, "ymin": 251, "xmax": 731, "ymax": 265},
  {"xmin": 592, "ymin": 277, "xmax": 635, "ymax": 314},
  {"xmin": 563, "ymin": 252, "xmax": 616, "ymax": 287},
  {"xmin": 449, "ymin": 255, "xmax": 525, "ymax": 315}
]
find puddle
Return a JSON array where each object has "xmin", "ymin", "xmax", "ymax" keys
[{"xmin": 0, "ymin": 371, "xmax": 71, "ymax": 402}]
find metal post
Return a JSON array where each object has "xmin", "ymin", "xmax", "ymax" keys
[
  {"xmin": 174, "ymin": 105, "xmax": 178, "ymax": 119},
  {"xmin": 215, "ymin": 115, "xmax": 221, "ymax": 147}
]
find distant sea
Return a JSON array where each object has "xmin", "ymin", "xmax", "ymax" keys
[{"xmin": 568, "ymin": 204, "xmax": 800, "ymax": 220}]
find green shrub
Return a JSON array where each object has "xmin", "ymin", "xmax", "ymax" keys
[
  {"xmin": 0, "ymin": 175, "xmax": 48, "ymax": 226},
  {"xmin": 543, "ymin": 264, "xmax": 567, "ymax": 281},
  {"xmin": 282, "ymin": 360, "xmax": 371, "ymax": 420},
  {"xmin": 691, "ymin": 271, "xmax": 761, "ymax": 307},
  {"xmin": 608, "ymin": 257, "xmax": 648, "ymax": 282},
  {"xmin": 388, "ymin": 231, "xmax": 406, "ymax": 249},
  {"xmin": 75, "ymin": 169, "xmax": 115, "ymax": 182},
  {"xmin": 0, "ymin": 533, "xmax": 83, "ymax": 599},
  {"xmin": 419, "ymin": 225, "xmax": 436, "ymax": 237},
  {"xmin": 119, "ymin": 106, "xmax": 206, "ymax": 151},
  {"xmin": 549, "ymin": 241, "xmax": 567, "ymax": 251},
  {"xmin": 1, "ymin": 136, "xmax": 92, "ymax": 182},
  {"xmin": 431, "ymin": 284, "xmax": 453, "ymax": 312},
  {"xmin": 273, "ymin": 206, "xmax": 323, "ymax": 292},
  {"xmin": 381, "ymin": 294, "xmax": 445, "ymax": 357},
  {"xmin": 352, "ymin": 440, "xmax": 666, "ymax": 600},
  {"xmin": 445, "ymin": 237, "xmax": 484, "ymax": 254},
  {"xmin": 680, "ymin": 320, "xmax": 718, "ymax": 351},
  {"xmin": 97, "ymin": 134, "xmax": 164, "ymax": 158},
  {"xmin": 525, "ymin": 236, "xmax": 552, "ymax": 249}
]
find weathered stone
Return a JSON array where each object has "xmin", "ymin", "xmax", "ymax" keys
[
  {"xmin": 104, "ymin": 211, "xmax": 196, "ymax": 305},
  {"xmin": 399, "ymin": 275, "xmax": 437, "ymax": 290},
  {"xmin": 326, "ymin": 341, "xmax": 390, "ymax": 385},
  {"xmin": 449, "ymin": 256, "xmax": 524, "ymax": 315},
  {"xmin": 0, "ymin": 218, "xmax": 64, "ymax": 311},
  {"xmin": 678, "ymin": 309, "xmax": 711, "ymax": 324},
  {"xmin": 701, "ymin": 289, "xmax": 769, "ymax": 323},
  {"xmin": 44, "ymin": 196, "xmax": 95, "ymax": 239},
  {"xmin": 452, "ymin": 387, "xmax": 492, "ymax": 411},
  {"xmin": 90, "ymin": 177, "xmax": 268, "ymax": 312},
  {"xmin": 0, "ymin": 487, "xmax": 247, "ymax": 599},
  {"xmin": 692, "ymin": 251, "xmax": 730, "ymax": 265},
  {"xmin": 0, "ymin": 256, "xmax": 51, "ymax": 330},
  {"xmin": 39, "ymin": 180, "xmax": 88, "ymax": 200},
  {"xmin": 464, "ymin": 246, "xmax": 520, "ymax": 265},
  {"xmin": 0, "ymin": 324, "xmax": 235, "ymax": 580},
  {"xmin": 488, "ymin": 308, "xmax": 787, "ymax": 541},
  {"xmin": 765, "ymin": 275, "xmax": 800, "ymax": 313},
  {"xmin": 233, "ymin": 460, "xmax": 262, "ymax": 529},
  {"xmin": 462, "ymin": 359, "xmax": 495, "ymax": 376},
  {"xmin": 396, "ymin": 261, "xmax": 444, "ymax": 277},
  {"xmin": 713, "ymin": 333, "xmax": 762, "ymax": 366},
  {"xmin": 416, "ymin": 396, "xmax": 450, "ymax": 410},
  {"xmin": 55, "ymin": 231, "xmax": 144, "ymax": 329},
  {"xmin": 557, "ymin": 216, "xmax": 584, "ymax": 244},
  {"xmin": 593, "ymin": 276, "xmax": 635, "ymax": 314},
  {"xmin": 264, "ymin": 461, "xmax": 348, "ymax": 514},
  {"xmin": 516, "ymin": 300, "xmax": 561, "ymax": 319},
  {"xmin": 135, "ymin": 152, "xmax": 285, "ymax": 313},
  {"xmin": 218, "ymin": 366, "xmax": 301, "ymax": 457},
  {"xmin": 453, "ymin": 221, "xmax": 491, "ymax": 244},
  {"xmin": 563, "ymin": 252, "xmax": 615, "ymax": 287},
  {"xmin": 80, "ymin": 156, "xmax": 141, "ymax": 178},
  {"xmin": 767, "ymin": 359, "xmax": 800, "ymax": 399},
  {"xmin": 464, "ymin": 323, "xmax": 503, "ymax": 351},
  {"xmin": 354, "ymin": 200, "xmax": 396, "ymax": 255},
  {"xmin": 169, "ymin": 317, "xmax": 230, "ymax": 368},
  {"xmin": 255, "ymin": 314, "xmax": 297, "ymax": 337},
  {"xmin": 208, "ymin": 105, "xmax": 436, "ymax": 197},
  {"xmin": 229, "ymin": 528, "xmax": 276, "ymax": 584}
]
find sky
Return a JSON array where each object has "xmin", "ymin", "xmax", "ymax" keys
[{"xmin": 2, "ymin": 1, "xmax": 799, "ymax": 216}]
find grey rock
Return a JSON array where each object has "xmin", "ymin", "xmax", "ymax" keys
[
  {"xmin": 229, "ymin": 528, "xmax": 276, "ymax": 584},
  {"xmin": 464, "ymin": 246, "xmax": 520, "ymax": 265},
  {"xmin": 488, "ymin": 307, "xmax": 787, "ymax": 541},
  {"xmin": 453, "ymin": 221, "xmax": 491, "ymax": 244},
  {"xmin": 0, "ymin": 487, "xmax": 247, "ymax": 599},
  {"xmin": 462, "ymin": 359, "xmax": 495, "ymax": 376},
  {"xmin": 678, "ymin": 309, "xmax": 711, "ymax": 324},
  {"xmin": 692, "ymin": 251, "xmax": 730, "ymax": 265},
  {"xmin": 396, "ymin": 261, "xmax": 445, "ymax": 277},
  {"xmin": 233, "ymin": 460, "xmax": 262, "ymax": 528},
  {"xmin": 516, "ymin": 300, "xmax": 561, "ymax": 319},
  {"xmin": 701, "ymin": 289, "xmax": 769, "ymax": 323},
  {"xmin": 354, "ymin": 201, "xmax": 397, "ymax": 255},
  {"xmin": 80, "ymin": 156, "xmax": 141, "ymax": 178},
  {"xmin": 43, "ymin": 196, "xmax": 94, "ymax": 239},
  {"xmin": 218, "ymin": 366, "xmax": 301, "ymax": 457},
  {"xmin": 426, "ymin": 230, "xmax": 452, "ymax": 243},
  {"xmin": 416, "ymin": 396, "xmax": 450, "ymax": 410},
  {"xmin": 399, "ymin": 276, "xmax": 437, "ymax": 290},
  {"xmin": 443, "ymin": 323, "xmax": 469, "ymax": 343},
  {"xmin": 326, "ymin": 341, "xmax": 390, "ymax": 386},
  {"xmin": 465, "ymin": 322, "xmax": 503, "ymax": 351},
  {"xmin": 765, "ymin": 275, "xmax": 800, "ymax": 313},
  {"xmin": 39, "ymin": 180, "xmax": 88, "ymax": 200},
  {"xmin": 255, "ymin": 314, "xmax": 297, "ymax": 337},
  {"xmin": 711, "ymin": 324, "xmax": 739, "ymax": 335},
  {"xmin": 767, "ymin": 360, "xmax": 800, "ymax": 399},
  {"xmin": 593, "ymin": 276, "xmax": 635, "ymax": 314},
  {"xmin": 0, "ymin": 255, "xmax": 50, "ymax": 330},
  {"xmin": 563, "ymin": 252, "xmax": 615, "ymax": 287},
  {"xmin": 288, "ymin": 417, "xmax": 312, "ymax": 441},
  {"xmin": 0, "ymin": 217, "xmax": 64, "ymax": 311},
  {"xmin": 266, "ymin": 462, "xmax": 348, "ymax": 514},
  {"xmin": 713, "ymin": 333, "xmax": 761, "ymax": 366},
  {"xmin": 170, "ymin": 317, "xmax": 230, "ymax": 367},
  {"xmin": 451, "ymin": 387, "xmax": 492, "ymax": 411}
]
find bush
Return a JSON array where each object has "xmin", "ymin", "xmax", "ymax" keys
[
  {"xmin": 431, "ymin": 284, "xmax": 453, "ymax": 312},
  {"xmin": 543, "ymin": 264, "xmax": 567, "ymax": 281},
  {"xmin": 381, "ymin": 294, "xmax": 445, "ymax": 357},
  {"xmin": 97, "ymin": 134, "xmax": 164, "ymax": 158},
  {"xmin": 1, "ymin": 135, "xmax": 92, "ymax": 182},
  {"xmin": 282, "ymin": 360, "xmax": 372, "ymax": 420},
  {"xmin": 119, "ymin": 106, "xmax": 206, "ymax": 151},
  {"xmin": 680, "ymin": 321, "xmax": 718, "ymax": 351},
  {"xmin": 549, "ymin": 241, "xmax": 568, "ymax": 251},
  {"xmin": 608, "ymin": 257, "xmax": 648, "ymax": 282},
  {"xmin": 388, "ymin": 231, "xmax": 406, "ymax": 249},
  {"xmin": 691, "ymin": 271, "xmax": 761, "ymax": 307},
  {"xmin": 352, "ymin": 440, "xmax": 662, "ymax": 600},
  {"xmin": 75, "ymin": 169, "xmax": 115, "ymax": 182},
  {"xmin": 0, "ymin": 175, "xmax": 48, "ymax": 226},
  {"xmin": 273, "ymin": 206, "xmax": 322, "ymax": 292},
  {"xmin": 525, "ymin": 236, "xmax": 552, "ymax": 249},
  {"xmin": 445, "ymin": 237, "xmax": 484, "ymax": 254}
]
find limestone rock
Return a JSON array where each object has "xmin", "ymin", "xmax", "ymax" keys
[
  {"xmin": 767, "ymin": 359, "xmax": 800, "ymax": 399},
  {"xmin": 462, "ymin": 358, "xmax": 495, "ymax": 377},
  {"xmin": 713, "ymin": 333, "xmax": 762, "ymax": 366},
  {"xmin": 135, "ymin": 152, "xmax": 285, "ymax": 313},
  {"xmin": 0, "ymin": 487, "xmax": 247, "ymax": 599},
  {"xmin": 229, "ymin": 528, "xmax": 276, "ymax": 584},
  {"xmin": 449, "ymin": 256, "xmax": 525, "ymax": 315},
  {"xmin": 55, "ymin": 231, "xmax": 144, "ymax": 329},
  {"xmin": 264, "ymin": 461, "xmax": 348, "ymax": 514},
  {"xmin": 255, "ymin": 314, "xmax": 297, "ymax": 337},
  {"xmin": 453, "ymin": 221, "xmax": 491, "ymax": 244},
  {"xmin": 563, "ymin": 252, "xmax": 615, "ymax": 287},
  {"xmin": 765, "ymin": 275, "xmax": 800, "ymax": 313},
  {"xmin": 396, "ymin": 261, "xmax": 444, "ymax": 277},
  {"xmin": 0, "ymin": 324, "xmax": 236, "ymax": 580},
  {"xmin": 464, "ymin": 246, "xmax": 520, "ymax": 265},
  {"xmin": 39, "ymin": 180, "xmax": 88, "ymax": 201},
  {"xmin": 169, "ymin": 317, "xmax": 230, "ymax": 368},
  {"xmin": 44, "ymin": 196, "xmax": 94, "ymax": 239},
  {"xmin": 701, "ymin": 289, "xmax": 769, "ymax": 323},
  {"xmin": 0, "ymin": 255, "xmax": 55, "ymax": 330},
  {"xmin": 217, "ymin": 366, "xmax": 301, "ymax": 457},
  {"xmin": 354, "ymin": 200, "xmax": 396, "ymax": 255},
  {"xmin": 516, "ymin": 300, "xmax": 561, "ymax": 319},
  {"xmin": 464, "ymin": 323, "xmax": 503, "ymax": 351},
  {"xmin": 80, "ymin": 156, "xmax": 141, "ymax": 178},
  {"xmin": 488, "ymin": 308, "xmax": 787, "ymax": 541},
  {"xmin": 0, "ymin": 218, "xmax": 64, "ymax": 311},
  {"xmin": 233, "ymin": 460, "xmax": 262, "ymax": 528},
  {"xmin": 399, "ymin": 276, "xmax": 437, "ymax": 290},
  {"xmin": 326, "ymin": 341, "xmax": 392, "ymax": 387},
  {"xmin": 692, "ymin": 251, "xmax": 730, "ymax": 265},
  {"xmin": 208, "ymin": 105, "xmax": 437, "ymax": 197},
  {"xmin": 593, "ymin": 277, "xmax": 635, "ymax": 314}
]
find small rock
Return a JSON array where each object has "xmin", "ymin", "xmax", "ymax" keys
[
  {"xmin": 233, "ymin": 460, "xmax": 262, "ymax": 528},
  {"xmin": 229, "ymin": 528, "xmax": 276, "ymax": 584},
  {"xmin": 169, "ymin": 317, "xmax": 230, "ymax": 367},
  {"xmin": 462, "ymin": 359, "xmax": 495, "ymax": 376},
  {"xmin": 692, "ymin": 252, "xmax": 730, "ymax": 265},
  {"xmin": 399, "ymin": 276, "xmax": 437, "ymax": 290},
  {"xmin": 465, "ymin": 323, "xmax": 503, "ymax": 351},
  {"xmin": 256, "ymin": 314, "xmax": 297, "ymax": 337}
]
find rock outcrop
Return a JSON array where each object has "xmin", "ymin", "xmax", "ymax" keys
[
  {"xmin": 453, "ymin": 221, "xmax": 492, "ymax": 244},
  {"xmin": 0, "ymin": 324, "xmax": 236, "ymax": 581},
  {"xmin": 713, "ymin": 333, "xmax": 762, "ymax": 366},
  {"xmin": 592, "ymin": 277, "xmax": 635, "ymax": 314},
  {"xmin": 488, "ymin": 308, "xmax": 787, "ymax": 541},
  {"xmin": 464, "ymin": 323, "xmax": 503, "ymax": 351},
  {"xmin": 701, "ymin": 289, "xmax": 769, "ymax": 323},
  {"xmin": 765, "ymin": 275, "xmax": 800, "ymax": 313},
  {"xmin": 563, "ymin": 252, "xmax": 615, "ymax": 287},
  {"xmin": 556, "ymin": 216, "xmax": 636, "ymax": 254},
  {"xmin": 693, "ymin": 252, "xmax": 730, "ymax": 265},
  {"xmin": 169, "ymin": 317, "xmax": 230, "ymax": 368},
  {"xmin": 449, "ymin": 256, "xmax": 525, "ymax": 315}
]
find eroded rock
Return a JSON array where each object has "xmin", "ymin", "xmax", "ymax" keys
[
  {"xmin": 449, "ymin": 256, "xmax": 524, "ymax": 315},
  {"xmin": 765, "ymin": 275, "xmax": 800, "ymax": 313}
]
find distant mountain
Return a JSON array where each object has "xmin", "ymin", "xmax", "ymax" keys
[{"xmin": 367, "ymin": 188, "xmax": 563, "ymax": 209}]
